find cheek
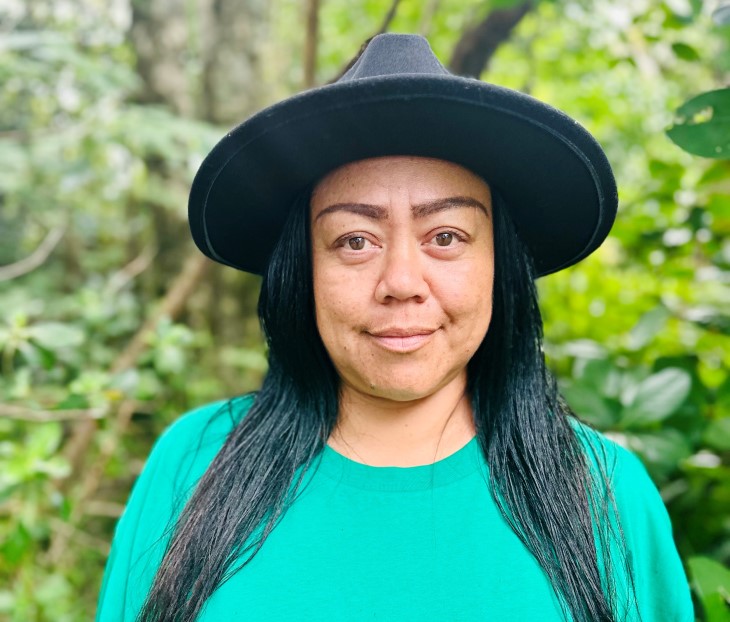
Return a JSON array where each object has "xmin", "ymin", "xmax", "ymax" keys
[
  {"xmin": 438, "ymin": 257, "xmax": 494, "ymax": 315},
  {"xmin": 313, "ymin": 266, "xmax": 365, "ymax": 344}
]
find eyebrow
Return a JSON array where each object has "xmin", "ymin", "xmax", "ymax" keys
[
  {"xmin": 412, "ymin": 196, "xmax": 490, "ymax": 219},
  {"xmin": 314, "ymin": 196, "xmax": 489, "ymax": 222}
]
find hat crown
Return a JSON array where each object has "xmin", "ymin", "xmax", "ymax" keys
[{"xmin": 339, "ymin": 33, "xmax": 450, "ymax": 82}]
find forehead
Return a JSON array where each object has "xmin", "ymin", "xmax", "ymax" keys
[{"xmin": 310, "ymin": 156, "xmax": 491, "ymax": 211}]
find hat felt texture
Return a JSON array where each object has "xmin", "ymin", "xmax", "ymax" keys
[{"xmin": 188, "ymin": 33, "xmax": 617, "ymax": 277}]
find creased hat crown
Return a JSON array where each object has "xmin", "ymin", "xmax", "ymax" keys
[{"xmin": 340, "ymin": 34, "xmax": 449, "ymax": 81}]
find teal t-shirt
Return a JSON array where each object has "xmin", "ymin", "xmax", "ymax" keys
[{"xmin": 96, "ymin": 398, "xmax": 694, "ymax": 621}]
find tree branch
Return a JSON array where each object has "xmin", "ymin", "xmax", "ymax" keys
[
  {"xmin": 0, "ymin": 224, "xmax": 66, "ymax": 281},
  {"xmin": 418, "ymin": 0, "xmax": 442, "ymax": 37},
  {"xmin": 0, "ymin": 403, "xmax": 107, "ymax": 422},
  {"xmin": 106, "ymin": 243, "xmax": 158, "ymax": 296},
  {"xmin": 49, "ymin": 399, "xmax": 137, "ymax": 563},
  {"xmin": 60, "ymin": 251, "xmax": 211, "ymax": 492},
  {"xmin": 377, "ymin": 0, "xmax": 403, "ymax": 34},
  {"xmin": 111, "ymin": 251, "xmax": 210, "ymax": 375},
  {"xmin": 449, "ymin": 2, "xmax": 533, "ymax": 77},
  {"xmin": 329, "ymin": 0, "xmax": 404, "ymax": 84},
  {"xmin": 47, "ymin": 517, "xmax": 111, "ymax": 558},
  {"xmin": 303, "ymin": 0, "xmax": 320, "ymax": 88}
]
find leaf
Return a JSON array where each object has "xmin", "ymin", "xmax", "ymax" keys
[
  {"xmin": 626, "ymin": 305, "xmax": 671, "ymax": 350},
  {"xmin": 0, "ymin": 521, "xmax": 33, "ymax": 566},
  {"xmin": 0, "ymin": 30, "xmax": 69, "ymax": 51},
  {"xmin": 684, "ymin": 308, "xmax": 730, "ymax": 336},
  {"xmin": 667, "ymin": 88, "xmax": 730, "ymax": 159},
  {"xmin": 490, "ymin": 0, "xmax": 529, "ymax": 8},
  {"xmin": 704, "ymin": 418, "xmax": 730, "ymax": 452},
  {"xmin": 26, "ymin": 322, "xmax": 84, "ymax": 349},
  {"xmin": 561, "ymin": 340, "xmax": 608, "ymax": 359},
  {"xmin": 26, "ymin": 423, "xmax": 63, "ymax": 457},
  {"xmin": 671, "ymin": 42, "xmax": 701, "ymax": 61},
  {"xmin": 220, "ymin": 347, "xmax": 269, "ymax": 372},
  {"xmin": 625, "ymin": 430, "xmax": 692, "ymax": 481},
  {"xmin": 688, "ymin": 0, "xmax": 704, "ymax": 17},
  {"xmin": 621, "ymin": 368, "xmax": 692, "ymax": 427},
  {"xmin": 562, "ymin": 383, "xmax": 617, "ymax": 428},
  {"xmin": 0, "ymin": 140, "xmax": 29, "ymax": 192},
  {"xmin": 0, "ymin": 590, "xmax": 14, "ymax": 614},
  {"xmin": 0, "ymin": 326, "xmax": 10, "ymax": 347},
  {"xmin": 688, "ymin": 556, "xmax": 730, "ymax": 622},
  {"xmin": 153, "ymin": 344, "xmax": 186, "ymax": 375}
]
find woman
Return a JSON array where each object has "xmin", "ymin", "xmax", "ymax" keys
[{"xmin": 97, "ymin": 34, "xmax": 693, "ymax": 622}]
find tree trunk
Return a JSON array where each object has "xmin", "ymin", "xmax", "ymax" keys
[
  {"xmin": 200, "ymin": 0, "xmax": 269, "ymax": 124},
  {"xmin": 450, "ymin": 2, "xmax": 533, "ymax": 77},
  {"xmin": 129, "ymin": 0, "xmax": 195, "ymax": 115},
  {"xmin": 57, "ymin": 0, "xmax": 270, "ymax": 551}
]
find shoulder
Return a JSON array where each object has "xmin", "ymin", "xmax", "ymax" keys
[
  {"xmin": 96, "ymin": 395, "xmax": 256, "ymax": 621},
  {"xmin": 569, "ymin": 418, "xmax": 650, "ymax": 488},
  {"xmin": 570, "ymin": 419, "xmax": 694, "ymax": 622},
  {"xmin": 149, "ymin": 394, "xmax": 255, "ymax": 480},
  {"xmin": 569, "ymin": 419, "xmax": 668, "ymax": 529},
  {"xmin": 156, "ymin": 394, "xmax": 254, "ymax": 449},
  {"xmin": 117, "ymin": 394, "xmax": 257, "ymax": 544},
  {"xmin": 124, "ymin": 394, "xmax": 256, "ymax": 521}
]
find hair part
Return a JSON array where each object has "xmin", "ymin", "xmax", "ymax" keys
[{"xmin": 139, "ymin": 187, "xmax": 635, "ymax": 622}]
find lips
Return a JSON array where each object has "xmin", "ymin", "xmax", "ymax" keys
[{"xmin": 366, "ymin": 327, "xmax": 439, "ymax": 353}]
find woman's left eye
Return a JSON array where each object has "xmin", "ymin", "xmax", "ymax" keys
[
  {"xmin": 429, "ymin": 231, "xmax": 466, "ymax": 247},
  {"xmin": 434, "ymin": 232, "xmax": 454, "ymax": 246}
]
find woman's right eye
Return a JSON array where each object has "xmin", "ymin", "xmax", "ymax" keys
[
  {"xmin": 333, "ymin": 234, "xmax": 377, "ymax": 254},
  {"xmin": 347, "ymin": 236, "xmax": 366, "ymax": 250}
]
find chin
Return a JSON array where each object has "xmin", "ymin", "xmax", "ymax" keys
[
  {"xmin": 356, "ymin": 370, "xmax": 461, "ymax": 402},
  {"xmin": 366, "ymin": 385, "xmax": 433, "ymax": 402}
]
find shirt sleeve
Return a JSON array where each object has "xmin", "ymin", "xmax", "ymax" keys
[
  {"xmin": 610, "ymin": 443, "xmax": 695, "ymax": 622},
  {"xmin": 95, "ymin": 400, "xmax": 238, "ymax": 622}
]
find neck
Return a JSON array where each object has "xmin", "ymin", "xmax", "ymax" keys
[{"xmin": 327, "ymin": 374, "xmax": 476, "ymax": 467}]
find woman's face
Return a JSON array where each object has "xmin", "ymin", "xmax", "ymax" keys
[{"xmin": 310, "ymin": 156, "xmax": 494, "ymax": 402}]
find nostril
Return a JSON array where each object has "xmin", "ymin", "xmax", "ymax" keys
[{"xmin": 375, "ymin": 257, "xmax": 430, "ymax": 303}]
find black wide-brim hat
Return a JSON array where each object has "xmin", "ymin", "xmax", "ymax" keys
[{"xmin": 189, "ymin": 33, "xmax": 617, "ymax": 277}]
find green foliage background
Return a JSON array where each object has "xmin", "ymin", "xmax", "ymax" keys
[{"xmin": 0, "ymin": 0, "xmax": 728, "ymax": 619}]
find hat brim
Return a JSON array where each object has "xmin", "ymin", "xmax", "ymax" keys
[{"xmin": 189, "ymin": 75, "xmax": 617, "ymax": 277}]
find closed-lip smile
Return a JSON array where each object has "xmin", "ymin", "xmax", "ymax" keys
[{"xmin": 366, "ymin": 327, "xmax": 439, "ymax": 353}]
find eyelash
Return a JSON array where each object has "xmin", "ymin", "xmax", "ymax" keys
[
  {"xmin": 430, "ymin": 230, "xmax": 467, "ymax": 247},
  {"xmin": 334, "ymin": 230, "xmax": 467, "ymax": 251},
  {"xmin": 334, "ymin": 234, "xmax": 374, "ymax": 251}
]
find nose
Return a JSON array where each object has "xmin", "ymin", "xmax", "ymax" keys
[{"xmin": 374, "ymin": 240, "xmax": 430, "ymax": 304}]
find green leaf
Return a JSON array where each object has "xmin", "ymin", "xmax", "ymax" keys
[
  {"xmin": 26, "ymin": 423, "xmax": 63, "ymax": 457},
  {"xmin": 154, "ymin": 344, "xmax": 186, "ymax": 375},
  {"xmin": 621, "ymin": 368, "xmax": 692, "ymax": 427},
  {"xmin": 667, "ymin": 88, "xmax": 730, "ymax": 159},
  {"xmin": 0, "ymin": 521, "xmax": 33, "ymax": 566},
  {"xmin": 684, "ymin": 308, "xmax": 730, "ymax": 335},
  {"xmin": 689, "ymin": 0, "xmax": 704, "ymax": 17},
  {"xmin": 626, "ymin": 305, "xmax": 671, "ymax": 350},
  {"xmin": 688, "ymin": 556, "xmax": 730, "ymax": 622},
  {"xmin": 625, "ymin": 430, "xmax": 692, "ymax": 480},
  {"xmin": 0, "ymin": 140, "xmax": 29, "ymax": 192},
  {"xmin": 704, "ymin": 418, "xmax": 730, "ymax": 451},
  {"xmin": 0, "ymin": 326, "xmax": 10, "ymax": 347},
  {"xmin": 0, "ymin": 590, "xmax": 14, "ymax": 614},
  {"xmin": 26, "ymin": 322, "xmax": 84, "ymax": 349},
  {"xmin": 562, "ymin": 384, "xmax": 617, "ymax": 428},
  {"xmin": 561, "ymin": 340, "xmax": 608, "ymax": 359},
  {"xmin": 489, "ymin": 0, "xmax": 530, "ymax": 8},
  {"xmin": 220, "ymin": 347, "xmax": 269, "ymax": 372},
  {"xmin": 671, "ymin": 42, "xmax": 701, "ymax": 61}
]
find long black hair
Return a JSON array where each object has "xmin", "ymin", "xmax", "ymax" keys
[{"xmin": 139, "ymin": 187, "xmax": 635, "ymax": 622}]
